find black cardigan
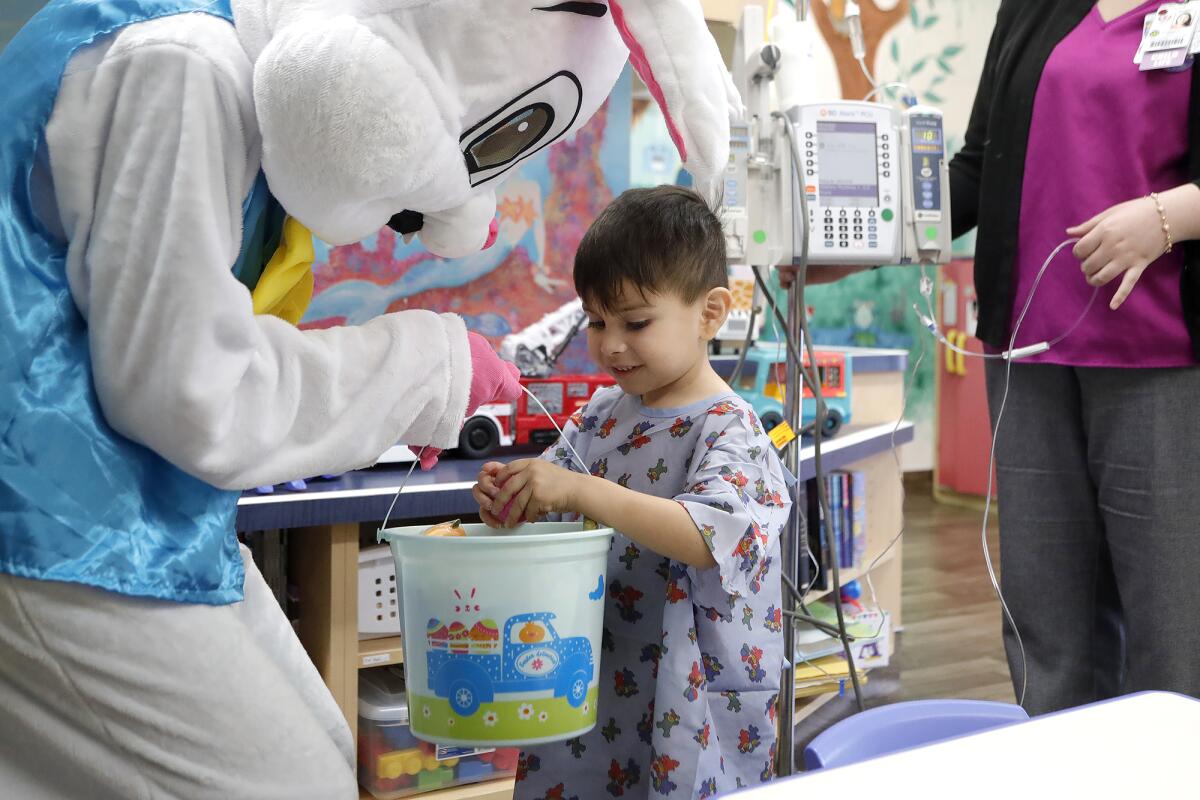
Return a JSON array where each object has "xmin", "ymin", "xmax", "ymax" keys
[{"xmin": 948, "ymin": 0, "xmax": 1200, "ymax": 355}]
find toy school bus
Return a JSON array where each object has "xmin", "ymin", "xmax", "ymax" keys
[{"xmin": 730, "ymin": 344, "xmax": 851, "ymax": 438}]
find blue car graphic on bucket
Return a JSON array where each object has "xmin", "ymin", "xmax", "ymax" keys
[{"xmin": 426, "ymin": 612, "xmax": 595, "ymax": 717}]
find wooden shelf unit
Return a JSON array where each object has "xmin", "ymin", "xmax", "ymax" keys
[{"xmin": 359, "ymin": 636, "xmax": 404, "ymax": 669}]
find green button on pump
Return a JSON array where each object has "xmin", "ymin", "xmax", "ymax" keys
[
  {"xmin": 752, "ymin": 230, "xmax": 767, "ymax": 244},
  {"xmin": 881, "ymin": 208, "xmax": 894, "ymax": 222},
  {"xmin": 925, "ymin": 226, "xmax": 939, "ymax": 241}
]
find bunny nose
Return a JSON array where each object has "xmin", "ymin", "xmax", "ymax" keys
[{"xmin": 387, "ymin": 209, "xmax": 424, "ymax": 234}]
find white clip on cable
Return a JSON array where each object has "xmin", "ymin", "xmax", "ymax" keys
[{"xmin": 914, "ymin": 306, "xmax": 1051, "ymax": 361}]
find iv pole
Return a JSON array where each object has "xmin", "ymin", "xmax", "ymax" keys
[{"xmin": 772, "ymin": 0, "xmax": 866, "ymax": 776}]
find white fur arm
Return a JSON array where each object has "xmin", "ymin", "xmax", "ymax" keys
[{"xmin": 46, "ymin": 15, "xmax": 469, "ymax": 490}]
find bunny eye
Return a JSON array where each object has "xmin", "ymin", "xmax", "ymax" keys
[
  {"xmin": 461, "ymin": 71, "xmax": 582, "ymax": 187},
  {"xmin": 466, "ymin": 105, "xmax": 553, "ymax": 171}
]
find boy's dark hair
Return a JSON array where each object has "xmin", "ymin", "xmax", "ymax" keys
[{"xmin": 574, "ymin": 185, "xmax": 727, "ymax": 311}]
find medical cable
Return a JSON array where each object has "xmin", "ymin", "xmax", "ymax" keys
[
  {"xmin": 518, "ymin": 384, "xmax": 590, "ymax": 474},
  {"xmin": 909, "ymin": 239, "xmax": 1101, "ymax": 707},
  {"xmin": 973, "ymin": 236, "xmax": 1095, "ymax": 709},
  {"xmin": 914, "ymin": 239, "xmax": 1099, "ymax": 362},
  {"xmin": 844, "ymin": 1, "xmax": 878, "ymax": 90},
  {"xmin": 863, "ymin": 82, "xmax": 918, "ymax": 105},
  {"xmin": 381, "ymin": 448, "xmax": 426, "ymax": 534},
  {"xmin": 859, "ymin": 328, "xmax": 927, "ymax": 642},
  {"xmin": 729, "ymin": 303, "xmax": 761, "ymax": 389}
]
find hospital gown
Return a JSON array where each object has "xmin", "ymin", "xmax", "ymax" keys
[{"xmin": 513, "ymin": 387, "xmax": 792, "ymax": 800}]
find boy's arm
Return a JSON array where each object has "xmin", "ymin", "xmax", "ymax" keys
[
  {"xmin": 481, "ymin": 460, "xmax": 716, "ymax": 568},
  {"xmin": 572, "ymin": 475, "xmax": 717, "ymax": 569}
]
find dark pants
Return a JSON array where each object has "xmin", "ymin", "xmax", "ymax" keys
[{"xmin": 985, "ymin": 361, "xmax": 1200, "ymax": 715}]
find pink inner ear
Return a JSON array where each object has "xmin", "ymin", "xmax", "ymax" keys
[{"xmin": 609, "ymin": 0, "xmax": 688, "ymax": 163}]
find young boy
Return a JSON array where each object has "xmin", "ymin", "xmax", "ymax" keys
[{"xmin": 474, "ymin": 186, "xmax": 792, "ymax": 798}]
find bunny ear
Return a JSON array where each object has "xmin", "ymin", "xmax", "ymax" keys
[{"xmin": 609, "ymin": 0, "xmax": 742, "ymax": 192}]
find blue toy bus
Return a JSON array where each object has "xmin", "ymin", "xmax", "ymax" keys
[{"xmin": 730, "ymin": 344, "xmax": 851, "ymax": 438}]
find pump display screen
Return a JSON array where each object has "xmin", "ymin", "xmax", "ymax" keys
[{"xmin": 816, "ymin": 121, "xmax": 878, "ymax": 207}]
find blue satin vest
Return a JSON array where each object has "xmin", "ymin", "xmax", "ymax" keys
[{"xmin": 0, "ymin": 0, "xmax": 282, "ymax": 604}]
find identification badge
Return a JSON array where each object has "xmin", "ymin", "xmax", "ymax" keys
[
  {"xmin": 1135, "ymin": 3, "xmax": 1199, "ymax": 68},
  {"xmin": 1142, "ymin": 46, "xmax": 1190, "ymax": 70}
]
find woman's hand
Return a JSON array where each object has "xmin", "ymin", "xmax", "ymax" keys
[
  {"xmin": 475, "ymin": 459, "xmax": 583, "ymax": 528},
  {"xmin": 1068, "ymin": 197, "xmax": 1171, "ymax": 311}
]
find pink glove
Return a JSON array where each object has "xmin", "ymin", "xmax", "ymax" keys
[
  {"xmin": 407, "ymin": 445, "xmax": 441, "ymax": 470},
  {"xmin": 405, "ymin": 335, "xmax": 518, "ymax": 470},
  {"xmin": 467, "ymin": 332, "xmax": 522, "ymax": 416}
]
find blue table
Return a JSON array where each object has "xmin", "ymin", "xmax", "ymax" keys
[
  {"xmin": 235, "ymin": 422, "xmax": 914, "ymax": 532},
  {"xmin": 237, "ymin": 341, "xmax": 911, "ymax": 532}
]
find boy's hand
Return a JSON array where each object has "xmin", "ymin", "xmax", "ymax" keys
[
  {"xmin": 472, "ymin": 462, "xmax": 508, "ymax": 528},
  {"xmin": 487, "ymin": 459, "xmax": 582, "ymax": 528}
]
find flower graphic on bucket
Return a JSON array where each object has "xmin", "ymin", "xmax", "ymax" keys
[
  {"xmin": 519, "ymin": 703, "xmax": 535, "ymax": 720},
  {"xmin": 484, "ymin": 711, "xmax": 499, "ymax": 727}
]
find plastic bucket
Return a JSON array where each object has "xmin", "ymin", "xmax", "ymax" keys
[{"xmin": 379, "ymin": 521, "xmax": 613, "ymax": 747}]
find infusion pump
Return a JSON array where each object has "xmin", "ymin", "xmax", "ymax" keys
[{"xmin": 722, "ymin": 100, "xmax": 952, "ymax": 268}]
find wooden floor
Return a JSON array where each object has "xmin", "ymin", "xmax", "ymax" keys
[{"xmin": 792, "ymin": 474, "xmax": 1013, "ymax": 763}]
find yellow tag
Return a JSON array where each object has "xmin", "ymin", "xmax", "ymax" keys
[{"xmin": 768, "ymin": 421, "xmax": 796, "ymax": 450}]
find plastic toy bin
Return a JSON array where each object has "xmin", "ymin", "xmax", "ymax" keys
[
  {"xmin": 377, "ymin": 521, "xmax": 613, "ymax": 747},
  {"xmin": 358, "ymin": 666, "xmax": 517, "ymax": 799}
]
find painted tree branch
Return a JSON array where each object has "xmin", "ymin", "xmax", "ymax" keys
[{"xmin": 812, "ymin": 0, "xmax": 910, "ymax": 101}]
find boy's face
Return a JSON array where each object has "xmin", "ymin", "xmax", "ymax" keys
[{"xmin": 583, "ymin": 282, "xmax": 719, "ymax": 401}]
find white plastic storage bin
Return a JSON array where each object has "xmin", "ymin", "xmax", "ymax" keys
[
  {"xmin": 359, "ymin": 544, "xmax": 401, "ymax": 639},
  {"xmin": 358, "ymin": 667, "xmax": 517, "ymax": 799}
]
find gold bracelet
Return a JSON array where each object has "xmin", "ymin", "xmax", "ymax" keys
[{"xmin": 1150, "ymin": 192, "xmax": 1173, "ymax": 254}]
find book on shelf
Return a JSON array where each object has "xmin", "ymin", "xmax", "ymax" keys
[
  {"xmin": 851, "ymin": 470, "xmax": 867, "ymax": 569},
  {"xmin": 793, "ymin": 602, "xmax": 892, "ymax": 670},
  {"xmin": 792, "ymin": 654, "xmax": 870, "ymax": 694},
  {"xmin": 802, "ymin": 470, "xmax": 868, "ymax": 593}
]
